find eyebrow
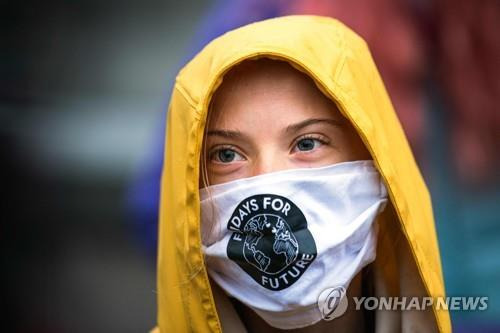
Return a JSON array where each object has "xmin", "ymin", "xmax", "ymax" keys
[
  {"xmin": 284, "ymin": 118, "xmax": 343, "ymax": 134},
  {"xmin": 206, "ymin": 129, "xmax": 248, "ymax": 140},
  {"xmin": 206, "ymin": 118, "xmax": 343, "ymax": 140}
]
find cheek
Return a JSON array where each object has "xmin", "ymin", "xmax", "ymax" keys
[
  {"xmin": 292, "ymin": 146, "xmax": 345, "ymax": 166},
  {"xmin": 339, "ymin": 129, "xmax": 371, "ymax": 161},
  {"xmin": 207, "ymin": 162, "xmax": 249, "ymax": 185}
]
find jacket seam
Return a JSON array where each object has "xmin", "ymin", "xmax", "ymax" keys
[{"xmin": 175, "ymin": 80, "xmax": 199, "ymax": 111}]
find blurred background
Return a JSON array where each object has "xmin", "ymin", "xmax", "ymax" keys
[{"xmin": 2, "ymin": 0, "xmax": 499, "ymax": 332}]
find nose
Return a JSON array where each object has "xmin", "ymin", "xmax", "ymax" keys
[{"xmin": 250, "ymin": 149, "xmax": 289, "ymax": 177}]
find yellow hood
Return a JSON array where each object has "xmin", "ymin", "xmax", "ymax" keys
[{"xmin": 156, "ymin": 15, "xmax": 451, "ymax": 332}]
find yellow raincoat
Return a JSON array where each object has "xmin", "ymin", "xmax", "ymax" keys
[{"xmin": 155, "ymin": 15, "xmax": 451, "ymax": 332}]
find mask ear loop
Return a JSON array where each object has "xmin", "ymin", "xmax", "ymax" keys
[{"xmin": 200, "ymin": 99, "xmax": 221, "ymax": 246}]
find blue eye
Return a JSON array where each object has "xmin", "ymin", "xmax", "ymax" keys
[
  {"xmin": 212, "ymin": 148, "xmax": 244, "ymax": 163},
  {"xmin": 297, "ymin": 138, "xmax": 315, "ymax": 151},
  {"xmin": 218, "ymin": 149, "xmax": 236, "ymax": 162},
  {"xmin": 296, "ymin": 138, "xmax": 321, "ymax": 152}
]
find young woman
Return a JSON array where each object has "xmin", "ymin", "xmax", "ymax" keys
[{"xmin": 154, "ymin": 16, "xmax": 451, "ymax": 332}]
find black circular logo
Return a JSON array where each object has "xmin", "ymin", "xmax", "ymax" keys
[{"xmin": 226, "ymin": 194, "xmax": 317, "ymax": 290}]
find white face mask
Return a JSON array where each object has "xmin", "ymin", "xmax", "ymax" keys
[{"xmin": 200, "ymin": 160, "xmax": 388, "ymax": 329}]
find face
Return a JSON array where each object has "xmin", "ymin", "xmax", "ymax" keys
[{"xmin": 202, "ymin": 59, "xmax": 370, "ymax": 186}]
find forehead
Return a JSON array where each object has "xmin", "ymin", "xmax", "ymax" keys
[{"xmin": 209, "ymin": 59, "xmax": 344, "ymax": 127}]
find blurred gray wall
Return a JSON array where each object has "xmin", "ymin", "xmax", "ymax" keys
[{"xmin": 2, "ymin": 1, "xmax": 214, "ymax": 332}]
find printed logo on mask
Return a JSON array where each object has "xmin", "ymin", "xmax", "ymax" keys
[{"xmin": 226, "ymin": 194, "xmax": 317, "ymax": 290}]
